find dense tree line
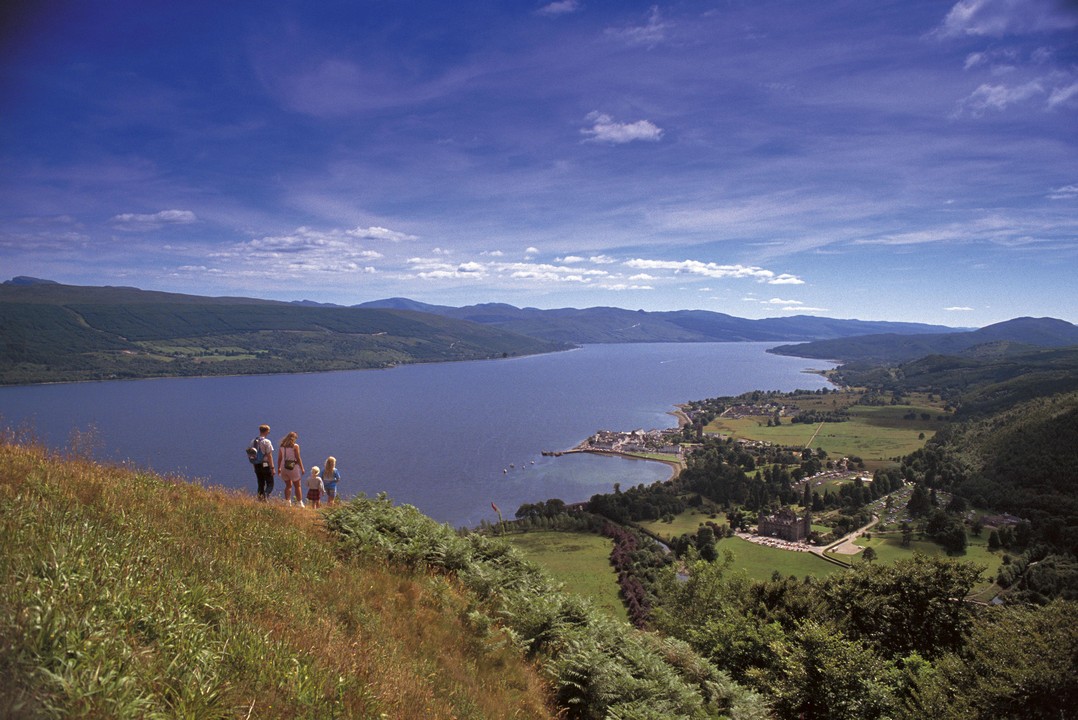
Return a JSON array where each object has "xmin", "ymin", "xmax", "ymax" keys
[
  {"xmin": 899, "ymin": 392, "xmax": 1078, "ymax": 557},
  {"xmin": 652, "ymin": 553, "xmax": 1076, "ymax": 719},
  {"xmin": 585, "ymin": 481, "xmax": 688, "ymax": 523},
  {"xmin": 599, "ymin": 523, "xmax": 671, "ymax": 628}
]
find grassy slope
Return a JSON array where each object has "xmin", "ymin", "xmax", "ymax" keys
[{"xmin": 0, "ymin": 439, "xmax": 552, "ymax": 719}]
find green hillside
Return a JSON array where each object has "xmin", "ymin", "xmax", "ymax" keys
[
  {"xmin": 770, "ymin": 317, "xmax": 1078, "ymax": 365},
  {"xmin": 0, "ymin": 437, "xmax": 769, "ymax": 719},
  {"xmin": 0, "ymin": 439, "xmax": 552, "ymax": 719},
  {"xmin": 0, "ymin": 281, "xmax": 569, "ymax": 384}
]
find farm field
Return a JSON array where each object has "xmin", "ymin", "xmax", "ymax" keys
[
  {"xmin": 717, "ymin": 537, "xmax": 841, "ymax": 581},
  {"xmin": 638, "ymin": 508, "xmax": 726, "ymax": 540},
  {"xmin": 705, "ymin": 400, "xmax": 949, "ymax": 463},
  {"xmin": 839, "ymin": 529, "xmax": 1004, "ymax": 592},
  {"xmin": 503, "ymin": 531, "xmax": 627, "ymax": 621}
]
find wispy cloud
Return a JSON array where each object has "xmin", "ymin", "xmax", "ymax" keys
[
  {"xmin": 945, "ymin": 305, "xmax": 975, "ymax": 311},
  {"xmin": 1048, "ymin": 82, "xmax": 1078, "ymax": 109},
  {"xmin": 405, "ymin": 256, "xmax": 612, "ymax": 285},
  {"xmin": 936, "ymin": 0, "xmax": 1078, "ymax": 39},
  {"xmin": 623, "ymin": 259, "xmax": 804, "ymax": 285},
  {"xmin": 954, "ymin": 80, "xmax": 1044, "ymax": 116},
  {"xmin": 536, "ymin": 0, "xmax": 580, "ymax": 17},
  {"xmin": 111, "ymin": 210, "xmax": 198, "ymax": 230},
  {"xmin": 1048, "ymin": 184, "xmax": 1078, "ymax": 200},
  {"xmin": 605, "ymin": 5, "xmax": 669, "ymax": 47},
  {"xmin": 581, "ymin": 112, "xmax": 663, "ymax": 144}
]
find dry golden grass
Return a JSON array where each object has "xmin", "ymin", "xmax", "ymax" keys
[{"xmin": 0, "ymin": 436, "xmax": 553, "ymax": 719}]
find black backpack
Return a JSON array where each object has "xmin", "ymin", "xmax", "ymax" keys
[{"xmin": 246, "ymin": 437, "xmax": 264, "ymax": 465}]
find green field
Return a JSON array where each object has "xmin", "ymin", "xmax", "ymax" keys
[
  {"xmin": 503, "ymin": 532, "xmax": 627, "ymax": 621},
  {"xmin": 639, "ymin": 508, "xmax": 725, "ymax": 540},
  {"xmin": 838, "ymin": 529, "xmax": 1003, "ymax": 592},
  {"xmin": 706, "ymin": 401, "xmax": 949, "ymax": 462},
  {"xmin": 718, "ymin": 537, "xmax": 841, "ymax": 581}
]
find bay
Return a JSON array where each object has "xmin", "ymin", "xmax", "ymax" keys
[{"xmin": 0, "ymin": 342, "xmax": 833, "ymax": 526}]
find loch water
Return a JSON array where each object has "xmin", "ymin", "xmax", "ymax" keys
[{"xmin": 0, "ymin": 343, "xmax": 833, "ymax": 527}]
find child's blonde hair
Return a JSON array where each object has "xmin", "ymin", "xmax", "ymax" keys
[
  {"xmin": 324, "ymin": 456, "xmax": 336, "ymax": 476},
  {"xmin": 310, "ymin": 466, "xmax": 320, "ymax": 477}
]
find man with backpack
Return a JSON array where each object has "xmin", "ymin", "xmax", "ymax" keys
[{"xmin": 249, "ymin": 424, "xmax": 275, "ymax": 501}]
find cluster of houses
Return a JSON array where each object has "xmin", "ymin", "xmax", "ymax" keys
[
  {"xmin": 579, "ymin": 429, "xmax": 682, "ymax": 457},
  {"xmin": 721, "ymin": 402, "xmax": 788, "ymax": 419}
]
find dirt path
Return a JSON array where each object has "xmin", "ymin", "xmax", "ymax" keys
[{"xmin": 805, "ymin": 422, "xmax": 824, "ymax": 448}]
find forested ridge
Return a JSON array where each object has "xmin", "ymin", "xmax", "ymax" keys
[{"xmin": 0, "ymin": 280, "xmax": 568, "ymax": 384}]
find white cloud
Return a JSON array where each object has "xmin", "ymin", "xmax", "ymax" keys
[
  {"xmin": 605, "ymin": 5, "xmax": 669, "ymax": 47},
  {"xmin": 629, "ymin": 273, "xmax": 656, "ymax": 281},
  {"xmin": 601, "ymin": 283, "xmax": 654, "ymax": 291},
  {"xmin": 111, "ymin": 209, "xmax": 197, "ymax": 229},
  {"xmin": 590, "ymin": 254, "xmax": 618, "ymax": 264},
  {"xmin": 1048, "ymin": 184, "xmax": 1078, "ymax": 200},
  {"xmin": 954, "ymin": 80, "xmax": 1044, "ymax": 116},
  {"xmin": 623, "ymin": 258, "xmax": 804, "ymax": 285},
  {"xmin": 349, "ymin": 225, "xmax": 418, "ymax": 242},
  {"xmin": 404, "ymin": 257, "xmax": 612, "ymax": 285},
  {"xmin": 249, "ymin": 227, "xmax": 387, "ymax": 256},
  {"xmin": 524, "ymin": 246, "xmax": 540, "ymax": 256},
  {"xmin": 764, "ymin": 297, "xmax": 802, "ymax": 305},
  {"xmin": 481, "ymin": 250, "xmax": 505, "ymax": 257},
  {"xmin": 581, "ymin": 112, "xmax": 663, "ymax": 144},
  {"xmin": 781, "ymin": 306, "xmax": 828, "ymax": 313},
  {"xmin": 558, "ymin": 255, "xmax": 586, "ymax": 263},
  {"xmin": 1048, "ymin": 82, "xmax": 1078, "ymax": 109},
  {"xmin": 536, "ymin": 0, "xmax": 580, "ymax": 17},
  {"xmin": 945, "ymin": 306, "xmax": 975, "ymax": 311},
  {"xmin": 936, "ymin": 0, "xmax": 1078, "ymax": 39},
  {"xmin": 415, "ymin": 260, "xmax": 489, "ymax": 280}
]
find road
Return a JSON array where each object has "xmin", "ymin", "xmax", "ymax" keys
[{"xmin": 811, "ymin": 514, "xmax": 879, "ymax": 559}]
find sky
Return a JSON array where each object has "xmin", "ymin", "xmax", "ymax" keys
[{"xmin": 1, "ymin": 0, "xmax": 1076, "ymax": 326}]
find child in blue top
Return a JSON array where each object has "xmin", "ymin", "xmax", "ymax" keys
[{"xmin": 323, "ymin": 456, "xmax": 342, "ymax": 504}]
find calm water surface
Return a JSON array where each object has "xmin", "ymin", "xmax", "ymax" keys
[{"xmin": 0, "ymin": 343, "xmax": 832, "ymax": 526}]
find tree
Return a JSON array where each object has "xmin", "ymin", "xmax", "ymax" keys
[
  {"xmin": 901, "ymin": 522, "xmax": 913, "ymax": 547},
  {"xmin": 820, "ymin": 554, "xmax": 983, "ymax": 658},
  {"xmin": 695, "ymin": 525, "xmax": 718, "ymax": 562},
  {"xmin": 919, "ymin": 602, "xmax": 1078, "ymax": 719},
  {"xmin": 862, "ymin": 546, "xmax": 877, "ymax": 563},
  {"xmin": 770, "ymin": 621, "xmax": 898, "ymax": 720},
  {"xmin": 988, "ymin": 529, "xmax": 1002, "ymax": 550},
  {"xmin": 907, "ymin": 484, "xmax": 933, "ymax": 517}
]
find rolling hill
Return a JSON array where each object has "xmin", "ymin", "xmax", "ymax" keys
[
  {"xmin": 768, "ymin": 317, "xmax": 1078, "ymax": 364},
  {"xmin": 357, "ymin": 297, "xmax": 958, "ymax": 344},
  {"xmin": 0, "ymin": 279, "xmax": 569, "ymax": 384}
]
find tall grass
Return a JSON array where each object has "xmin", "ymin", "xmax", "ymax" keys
[
  {"xmin": 324, "ymin": 497, "xmax": 771, "ymax": 720},
  {"xmin": 0, "ymin": 436, "xmax": 551, "ymax": 719}
]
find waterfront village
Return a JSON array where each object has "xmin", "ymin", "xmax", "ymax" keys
[{"xmin": 558, "ymin": 414, "xmax": 878, "ymax": 555}]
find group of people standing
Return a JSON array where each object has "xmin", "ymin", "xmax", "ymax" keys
[{"xmin": 250, "ymin": 424, "xmax": 342, "ymax": 508}]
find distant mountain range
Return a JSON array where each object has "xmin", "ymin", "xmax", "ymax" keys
[
  {"xmin": 0, "ymin": 279, "xmax": 567, "ymax": 384},
  {"xmin": 768, "ymin": 317, "xmax": 1078, "ymax": 364},
  {"xmin": 6, "ymin": 279, "xmax": 1075, "ymax": 386},
  {"xmin": 356, "ymin": 297, "xmax": 959, "ymax": 344}
]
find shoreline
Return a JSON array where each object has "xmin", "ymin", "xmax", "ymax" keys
[{"xmin": 558, "ymin": 447, "xmax": 683, "ymax": 481}]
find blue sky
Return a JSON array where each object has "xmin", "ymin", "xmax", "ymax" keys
[{"xmin": 1, "ymin": 0, "xmax": 1076, "ymax": 326}]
